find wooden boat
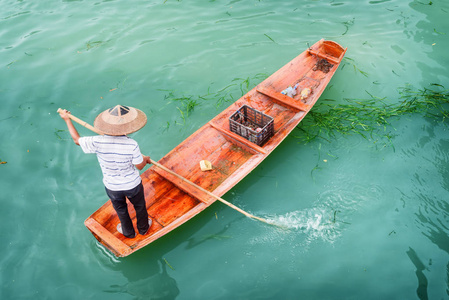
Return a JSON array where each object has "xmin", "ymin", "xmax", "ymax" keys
[{"xmin": 84, "ymin": 39, "xmax": 347, "ymax": 257}]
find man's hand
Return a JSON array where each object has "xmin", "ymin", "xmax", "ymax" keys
[
  {"xmin": 58, "ymin": 109, "xmax": 80, "ymax": 145},
  {"xmin": 135, "ymin": 155, "xmax": 152, "ymax": 170},
  {"xmin": 58, "ymin": 109, "xmax": 72, "ymax": 121}
]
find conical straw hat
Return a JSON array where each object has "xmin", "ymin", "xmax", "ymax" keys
[{"xmin": 94, "ymin": 105, "xmax": 147, "ymax": 136}]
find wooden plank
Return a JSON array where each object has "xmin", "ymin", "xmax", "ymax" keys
[
  {"xmin": 184, "ymin": 140, "xmax": 255, "ymax": 192},
  {"xmin": 147, "ymin": 188, "xmax": 200, "ymax": 226},
  {"xmin": 157, "ymin": 126, "xmax": 226, "ymax": 178},
  {"xmin": 308, "ymin": 50, "xmax": 340, "ymax": 65},
  {"xmin": 256, "ymin": 86, "xmax": 310, "ymax": 112},
  {"xmin": 152, "ymin": 167, "xmax": 215, "ymax": 205},
  {"xmin": 84, "ymin": 218, "xmax": 131, "ymax": 257},
  {"xmin": 208, "ymin": 121, "xmax": 268, "ymax": 155},
  {"xmin": 262, "ymin": 103, "xmax": 298, "ymax": 133},
  {"xmin": 133, "ymin": 202, "xmax": 209, "ymax": 252},
  {"xmin": 153, "ymin": 126, "xmax": 255, "ymax": 194},
  {"xmin": 151, "ymin": 140, "xmax": 255, "ymax": 205}
]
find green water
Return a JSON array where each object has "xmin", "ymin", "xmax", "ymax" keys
[{"xmin": 1, "ymin": 0, "xmax": 449, "ymax": 299}]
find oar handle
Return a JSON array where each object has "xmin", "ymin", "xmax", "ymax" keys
[
  {"xmin": 57, "ymin": 108, "xmax": 105, "ymax": 135},
  {"xmin": 149, "ymin": 159, "xmax": 270, "ymax": 224}
]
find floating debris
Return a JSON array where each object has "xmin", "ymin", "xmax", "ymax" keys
[{"xmin": 163, "ymin": 258, "xmax": 175, "ymax": 271}]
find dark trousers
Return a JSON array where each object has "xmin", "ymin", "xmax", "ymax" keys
[{"xmin": 105, "ymin": 182, "xmax": 149, "ymax": 237}]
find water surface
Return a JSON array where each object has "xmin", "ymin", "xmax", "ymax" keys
[{"xmin": 1, "ymin": 0, "xmax": 448, "ymax": 299}]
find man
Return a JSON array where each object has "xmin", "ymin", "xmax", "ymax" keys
[{"xmin": 59, "ymin": 105, "xmax": 152, "ymax": 238}]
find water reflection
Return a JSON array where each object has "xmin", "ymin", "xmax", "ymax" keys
[
  {"xmin": 184, "ymin": 220, "xmax": 235, "ymax": 250},
  {"xmin": 414, "ymin": 137, "xmax": 449, "ymax": 254},
  {"xmin": 408, "ymin": 0, "xmax": 449, "ymax": 85},
  {"xmin": 95, "ymin": 210, "xmax": 222, "ymax": 299},
  {"xmin": 2, "ymin": 0, "xmax": 449, "ymax": 298},
  {"xmin": 415, "ymin": 193, "xmax": 449, "ymax": 254},
  {"xmin": 447, "ymin": 262, "xmax": 449, "ymax": 296},
  {"xmin": 406, "ymin": 128, "xmax": 449, "ymax": 297},
  {"xmin": 434, "ymin": 139, "xmax": 449, "ymax": 193},
  {"xmin": 104, "ymin": 259, "xmax": 179, "ymax": 300},
  {"xmin": 406, "ymin": 247, "xmax": 428, "ymax": 300}
]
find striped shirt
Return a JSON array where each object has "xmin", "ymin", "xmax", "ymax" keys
[{"xmin": 79, "ymin": 135, "xmax": 144, "ymax": 191}]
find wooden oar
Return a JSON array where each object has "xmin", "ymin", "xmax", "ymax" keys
[
  {"xmin": 57, "ymin": 108, "xmax": 272, "ymax": 225},
  {"xmin": 148, "ymin": 158, "xmax": 270, "ymax": 224},
  {"xmin": 57, "ymin": 108, "xmax": 104, "ymax": 135}
]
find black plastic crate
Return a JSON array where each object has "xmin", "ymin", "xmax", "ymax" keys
[{"xmin": 229, "ymin": 105, "xmax": 274, "ymax": 146}]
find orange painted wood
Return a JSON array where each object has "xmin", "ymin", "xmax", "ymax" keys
[
  {"xmin": 208, "ymin": 121, "xmax": 268, "ymax": 154},
  {"xmin": 146, "ymin": 188, "xmax": 199, "ymax": 226},
  {"xmin": 256, "ymin": 86, "xmax": 311, "ymax": 112},
  {"xmin": 152, "ymin": 167, "xmax": 215, "ymax": 205},
  {"xmin": 84, "ymin": 40, "xmax": 347, "ymax": 257},
  {"xmin": 308, "ymin": 50, "xmax": 340, "ymax": 65},
  {"xmin": 84, "ymin": 218, "xmax": 131, "ymax": 257}
]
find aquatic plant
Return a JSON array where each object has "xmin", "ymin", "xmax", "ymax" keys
[
  {"xmin": 294, "ymin": 84, "xmax": 449, "ymax": 147},
  {"xmin": 162, "ymin": 90, "xmax": 200, "ymax": 124},
  {"xmin": 162, "ymin": 74, "xmax": 268, "ymax": 125},
  {"xmin": 163, "ymin": 74, "xmax": 448, "ymax": 147},
  {"xmin": 342, "ymin": 57, "xmax": 369, "ymax": 77},
  {"xmin": 264, "ymin": 34, "xmax": 276, "ymax": 43},
  {"xmin": 163, "ymin": 258, "xmax": 175, "ymax": 271},
  {"xmin": 341, "ymin": 18, "xmax": 355, "ymax": 36},
  {"xmin": 85, "ymin": 40, "xmax": 108, "ymax": 51}
]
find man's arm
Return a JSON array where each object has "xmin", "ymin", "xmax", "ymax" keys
[
  {"xmin": 135, "ymin": 155, "xmax": 151, "ymax": 170},
  {"xmin": 59, "ymin": 109, "xmax": 80, "ymax": 145}
]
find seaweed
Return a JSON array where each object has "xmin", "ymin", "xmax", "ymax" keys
[
  {"xmin": 264, "ymin": 33, "xmax": 276, "ymax": 43},
  {"xmin": 294, "ymin": 84, "xmax": 449, "ymax": 146},
  {"xmin": 341, "ymin": 18, "xmax": 355, "ymax": 36},
  {"xmin": 162, "ymin": 75, "xmax": 448, "ymax": 149},
  {"xmin": 163, "ymin": 258, "xmax": 175, "ymax": 270},
  {"xmin": 162, "ymin": 74, "xmax": 268, "ymax": 126},
  {"xmin": 343, "ymin": 57, "xmax": 369, "ymax": 77}
]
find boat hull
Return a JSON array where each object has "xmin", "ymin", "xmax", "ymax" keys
[{"xmin": 85, "ymin": 39, "xmax": 347, "ymax": 257}]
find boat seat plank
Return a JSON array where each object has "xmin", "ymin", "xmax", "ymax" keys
[
  {"xmin": 208, "ymin": 121, "xmax": 268, "ymax": 154},
  {"xmin": 256, "ymin": 86, "xmax": 310, "ymax": 112},
  {"xmin": 85, "ymin": 218, "xmax": 132, "ymax": 257},
  {"xmin": 308, "ymin": 50, "xmax": 340, "ymax": 65},
  {"xmin": 152, "ymin": 167, "xmax": 215, "ymax": 205}
]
